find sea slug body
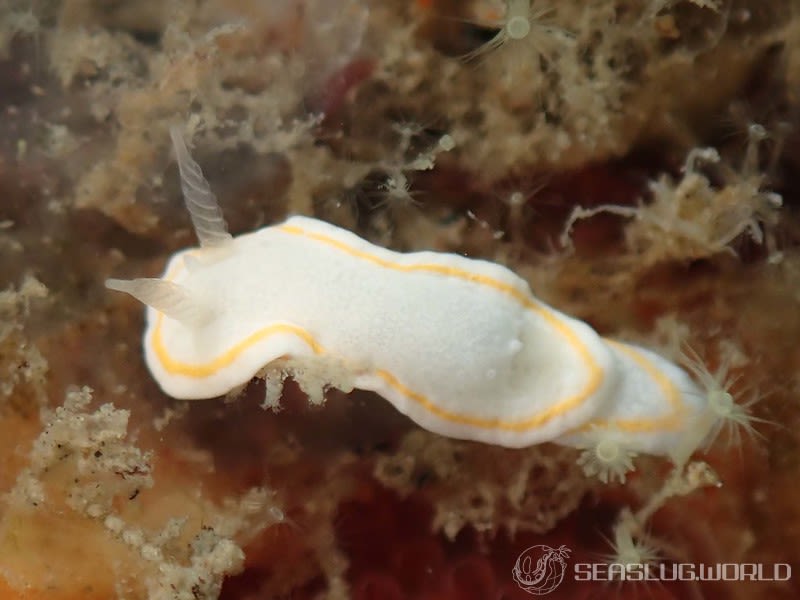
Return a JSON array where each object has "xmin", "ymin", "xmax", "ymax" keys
[
  {"xmin": 107, "ymin": 128, "xmax": 713, "ymax": 456},
  {"xmin": 119, "ymin": 213, "xmax": 623, "ymax": 447}
]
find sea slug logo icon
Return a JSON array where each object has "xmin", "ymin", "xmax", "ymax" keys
[{"xmin": 512, "ymin": 544, "xmax": 571, "ymax": 595}]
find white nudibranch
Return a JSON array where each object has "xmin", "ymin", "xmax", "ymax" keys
[{"xmin": 107, "ymin": 128, "xmax": 725, "ymax": 473}]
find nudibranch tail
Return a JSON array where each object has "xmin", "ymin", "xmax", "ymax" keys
[
  {"xmin": 105, "ymin": 277, "xmax": 215, "ymax": 327},
  {"xmin": 555, "ymin": 340, "xmax": 703, "ymax": 457},
  {"xmin": 169, "ymin": 126, "xmax": 232, "ymax": 249}
]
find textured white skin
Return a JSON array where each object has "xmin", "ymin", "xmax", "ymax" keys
[
  {"xmin": 557, "ymin": 341, "xmax": 706, "ymax": 455},
  {"xmin": 143, "ymin": 216, "xmax": 621, "ymax": 447}
]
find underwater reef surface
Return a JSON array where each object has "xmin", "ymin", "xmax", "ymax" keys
[{"xmin": 1, "ymin": 1, "xmax": 799, "ymax": 598}]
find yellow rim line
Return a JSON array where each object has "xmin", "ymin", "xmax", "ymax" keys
[
  {"xmin": 151, "ymin": 318, "xmax": 324, "ymax": 377},
  {"xmin": 573, "ymin": 340, "xmax": 686, "ymax": 434},
  {"xmin": 374, "ymin": 369, "xmax": 592, "ymax": 432},
  {"xmin": 149, "ymin": 223, "xmax": 606, "ymax": 432},
  {"xmin": 279, "ymin": 225, "xmax": 536, "ymax": 304}
]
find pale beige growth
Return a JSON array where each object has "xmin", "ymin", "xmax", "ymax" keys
[
  {"xmin": 47, "ymin": 0, "xmax": 367, "ymax": 237},
  {"xmin": 148, "ymin": 529, "xmax": 244, "ymax": 600},
  {"xmin": 0, "ymin": 0, "xmax": 40, "ymax": 58},
  {"xmin": 1, "ymin": 387, "xmax": 288, "ymax": 600},
  {"xmin": 561, "ymin": 126, "xmax": 783, "ymax": 265},
  {"xmin": 374, "ymin": 429, "xmax": 588, "ymax": 539},
  {"xmin": 7, "ymin": 386, "xmax": 153, "ymax": 512},
  {"xmin": 603, "ymin": 461, "xmax": 721, "ymax": 572},
  {"xmin": 376, "ymin": 124, "xmax": 455, "ymax": 215},
  {"xmin": 254, "ymin": 356, "xmax": 356, "ymax": 410},
  {"xmin": 0, "ymin": 276, "xmax": 49, "ymax": 412}
]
